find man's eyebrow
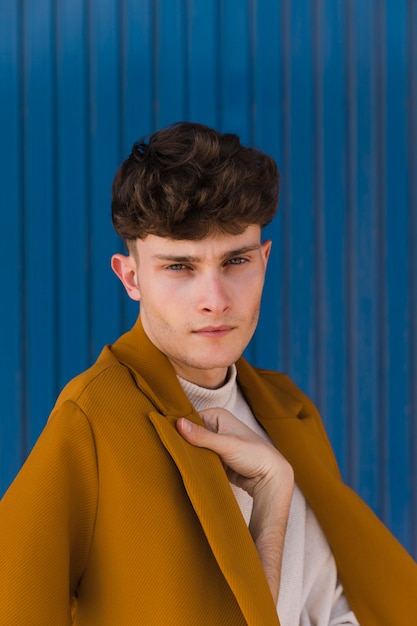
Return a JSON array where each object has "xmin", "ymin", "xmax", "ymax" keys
[
  {"xmin": 153, "ymin": 244, "xmax": 261, "ymax": 264},
  {"xmin": 220, "ymin": 244, "xmax": 261, "ymax": 260},
  {"xmin": 152, "ymin": 254, "xmax": 201, "ymax": 263}
]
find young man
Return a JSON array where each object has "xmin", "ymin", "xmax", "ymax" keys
[{"xmin": 1, "ymin": 122, "xmax": 416, "ymax": 625}]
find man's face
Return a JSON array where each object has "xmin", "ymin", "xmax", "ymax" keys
[{"xmin": 112, "ymin": 225, "xmax": 271, "ymax": 389}]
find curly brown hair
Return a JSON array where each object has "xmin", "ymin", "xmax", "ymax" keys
[{"xmin": 111, "ymin": 122, "xmax": 280, "ymax": 244}]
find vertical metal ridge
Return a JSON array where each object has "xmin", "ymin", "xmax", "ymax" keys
[
  {"xmin": 408, "ymin": 0, "xmax": 417, "ymax": 557},
  {"xmin": 19, "ymin": 0, "xmax": 29, "ymax": 464},
  {"xmin": 218, "ymin": 0, "xmax": 224, "ymax": 130},
  {"xmin": 85, "ymin": 0, "xmax": 94, "ymax": 364},
  {"xmin": 280, "ymin": 0, "xmax": 292, "ymax": 375},
  {"xmin": 52, "ymin": 0, "xmax": 60, "ymax": 397},
  {"xmin": 214, "ymin": 0, "xmax": 222, "ymax": 129},
  {"xmin": 151, "ymin": 0, "xmax": 159, "ymax": 128},
  {"xmin": 248, "ymin": 0, "xmax": 257, "ymax": 147},
  {"xmin": 312, "ymin": 0, "xmax": 325, "ymax": 412},
  {"xmin": 183, "ymin": 0, "xmax": 190, "ymax": 120},
  {"xmin": 344, "ymin": 0, "xmax": 358, "ymax": 489},
  {"xmin": 118, "ymin": 0, "xmax": 126, "ymax": 157},
  {"xmin": 374, "ymin": 0, "xmax": 389, "ymax": 522},
  {"xmin": 0, "ymin": 0, "xmax": 25, "ymax": 487}
]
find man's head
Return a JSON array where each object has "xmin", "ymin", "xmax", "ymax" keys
[
  {"xmin": 111, "ymin": 121, "xmax": 279, "ymax": 248},
  {"xmin": 111, "ymin": 122, "xmax": 280, "ymax": 388}
]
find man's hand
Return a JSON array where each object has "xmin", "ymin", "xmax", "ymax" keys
[{"xmin": 176, "ymin": 408, "xmax": 294, "ymax": 603}]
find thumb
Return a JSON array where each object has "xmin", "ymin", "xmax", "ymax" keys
[{"xmin": 176, "ymin": 416, "xmax": 223, "ymax": 452}]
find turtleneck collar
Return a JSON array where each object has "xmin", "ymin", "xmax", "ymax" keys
[{"xmin": 177, "ymin": 365, "xmax": 238, "ymax": 411}]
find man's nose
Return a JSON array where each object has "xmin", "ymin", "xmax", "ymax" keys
[{"xmin": 197, "ymin": 273, "xmax": 231, "ymax": 314}]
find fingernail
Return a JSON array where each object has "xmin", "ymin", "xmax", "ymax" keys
[{"xmin": 181, "ymin": 418, "xmax": 192, "ymax": 433}]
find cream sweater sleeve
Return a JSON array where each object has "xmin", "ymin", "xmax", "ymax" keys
[{"xmin": 279, "ymin": 485, "xmax": 359, "ymax": 626}]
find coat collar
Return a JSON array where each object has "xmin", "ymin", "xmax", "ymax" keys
[
  {"xmin": 110, "ymin": 316, "xmax": 194, "ymax": 417},
  {"xmin": 110, "ymin": 317, "xmax": 305, "ymax": 424}
]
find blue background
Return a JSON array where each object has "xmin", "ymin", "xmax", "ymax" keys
[{"xmin": 0, "ymin": 0, "xmax": 416, "ymax": 558}]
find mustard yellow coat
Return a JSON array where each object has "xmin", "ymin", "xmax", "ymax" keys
[{"xmin": 1, "ymin": 318, "xmax": 416, "ymax": 625}]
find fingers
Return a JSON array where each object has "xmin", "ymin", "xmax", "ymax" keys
[
  {"xmin": 199, "ymin": 407, "xmax": 253, "ymax": 438},
  {"xmin": 176, "ymin": 415, "xmax": 237, "ymax": 459},
  {"xmin": 176, "ymin": 408, "xmax": 294, "ymax": 509},
  {"xmin": 176, "ymin": 416, "xmax": 211, "ymax": 445},
  {"xmin": 176, "ymin": 408, "xmax": 271, "ymax": 473},
  {"xmin": 199, "ymin": 409, "xmax": 221, "ymax": 434},
  {"xmin": 176, "ymin": 407, "xmax": 249, "ymax": 452}
]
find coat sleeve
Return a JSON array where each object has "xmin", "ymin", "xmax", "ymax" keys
[{"xmin": 0, "ymin": 401, "xmax": 98, "ymax": 625}]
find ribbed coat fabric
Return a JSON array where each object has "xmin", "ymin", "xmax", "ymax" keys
[{"xmin": 1, "ymin": 317, "xmax": 417, "ymax": 625}]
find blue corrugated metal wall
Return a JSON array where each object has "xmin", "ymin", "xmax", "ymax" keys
[{"xmin": 0, "ymin": 0, "xmax": 416, "ymax": 558}]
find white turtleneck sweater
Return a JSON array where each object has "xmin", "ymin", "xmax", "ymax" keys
[{"xmin": 178, "ymin": 365, "xmax": 359, "ymax": 626}]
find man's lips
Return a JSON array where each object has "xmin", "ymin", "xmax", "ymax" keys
[{"xmin": 192, "ymin": 325, "xmax": 235, "ymax": 337}]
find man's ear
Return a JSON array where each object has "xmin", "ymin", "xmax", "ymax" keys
[
  {"xmin": 111, "ymin": 254, "xmax": 141, "ymax": 301},
  {"xmin": 261, "ymin": 239, "xmax": 272, "ymax": 269}
]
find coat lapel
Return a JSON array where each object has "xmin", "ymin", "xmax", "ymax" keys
[
  {"xmin": 236, "ymin": 358, "xmax": 417, "ymax": 625},
  {"xmin": 148, "ymin": 411, "xmax": 279, "ymax": 625},
  {"xmin": 110, "ymin": 319, "xmax": 280, "ymax": 626}
]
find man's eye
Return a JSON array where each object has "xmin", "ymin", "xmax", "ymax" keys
[
  {"xmin": 168, "ymin": 264, "xmax": 188, "ymax": 271},
  {"xmin": 227, "ymin": 257, "xmax": 247, "ymax": 265}
]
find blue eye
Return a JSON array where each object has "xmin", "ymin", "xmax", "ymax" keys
[
  {"xmin": 168, "ymin": 264, "xmax": 188, "ymax": 271},
  {"xmin": 227, "ymin": 257, "xmax": 246, "ymax": 265}
]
